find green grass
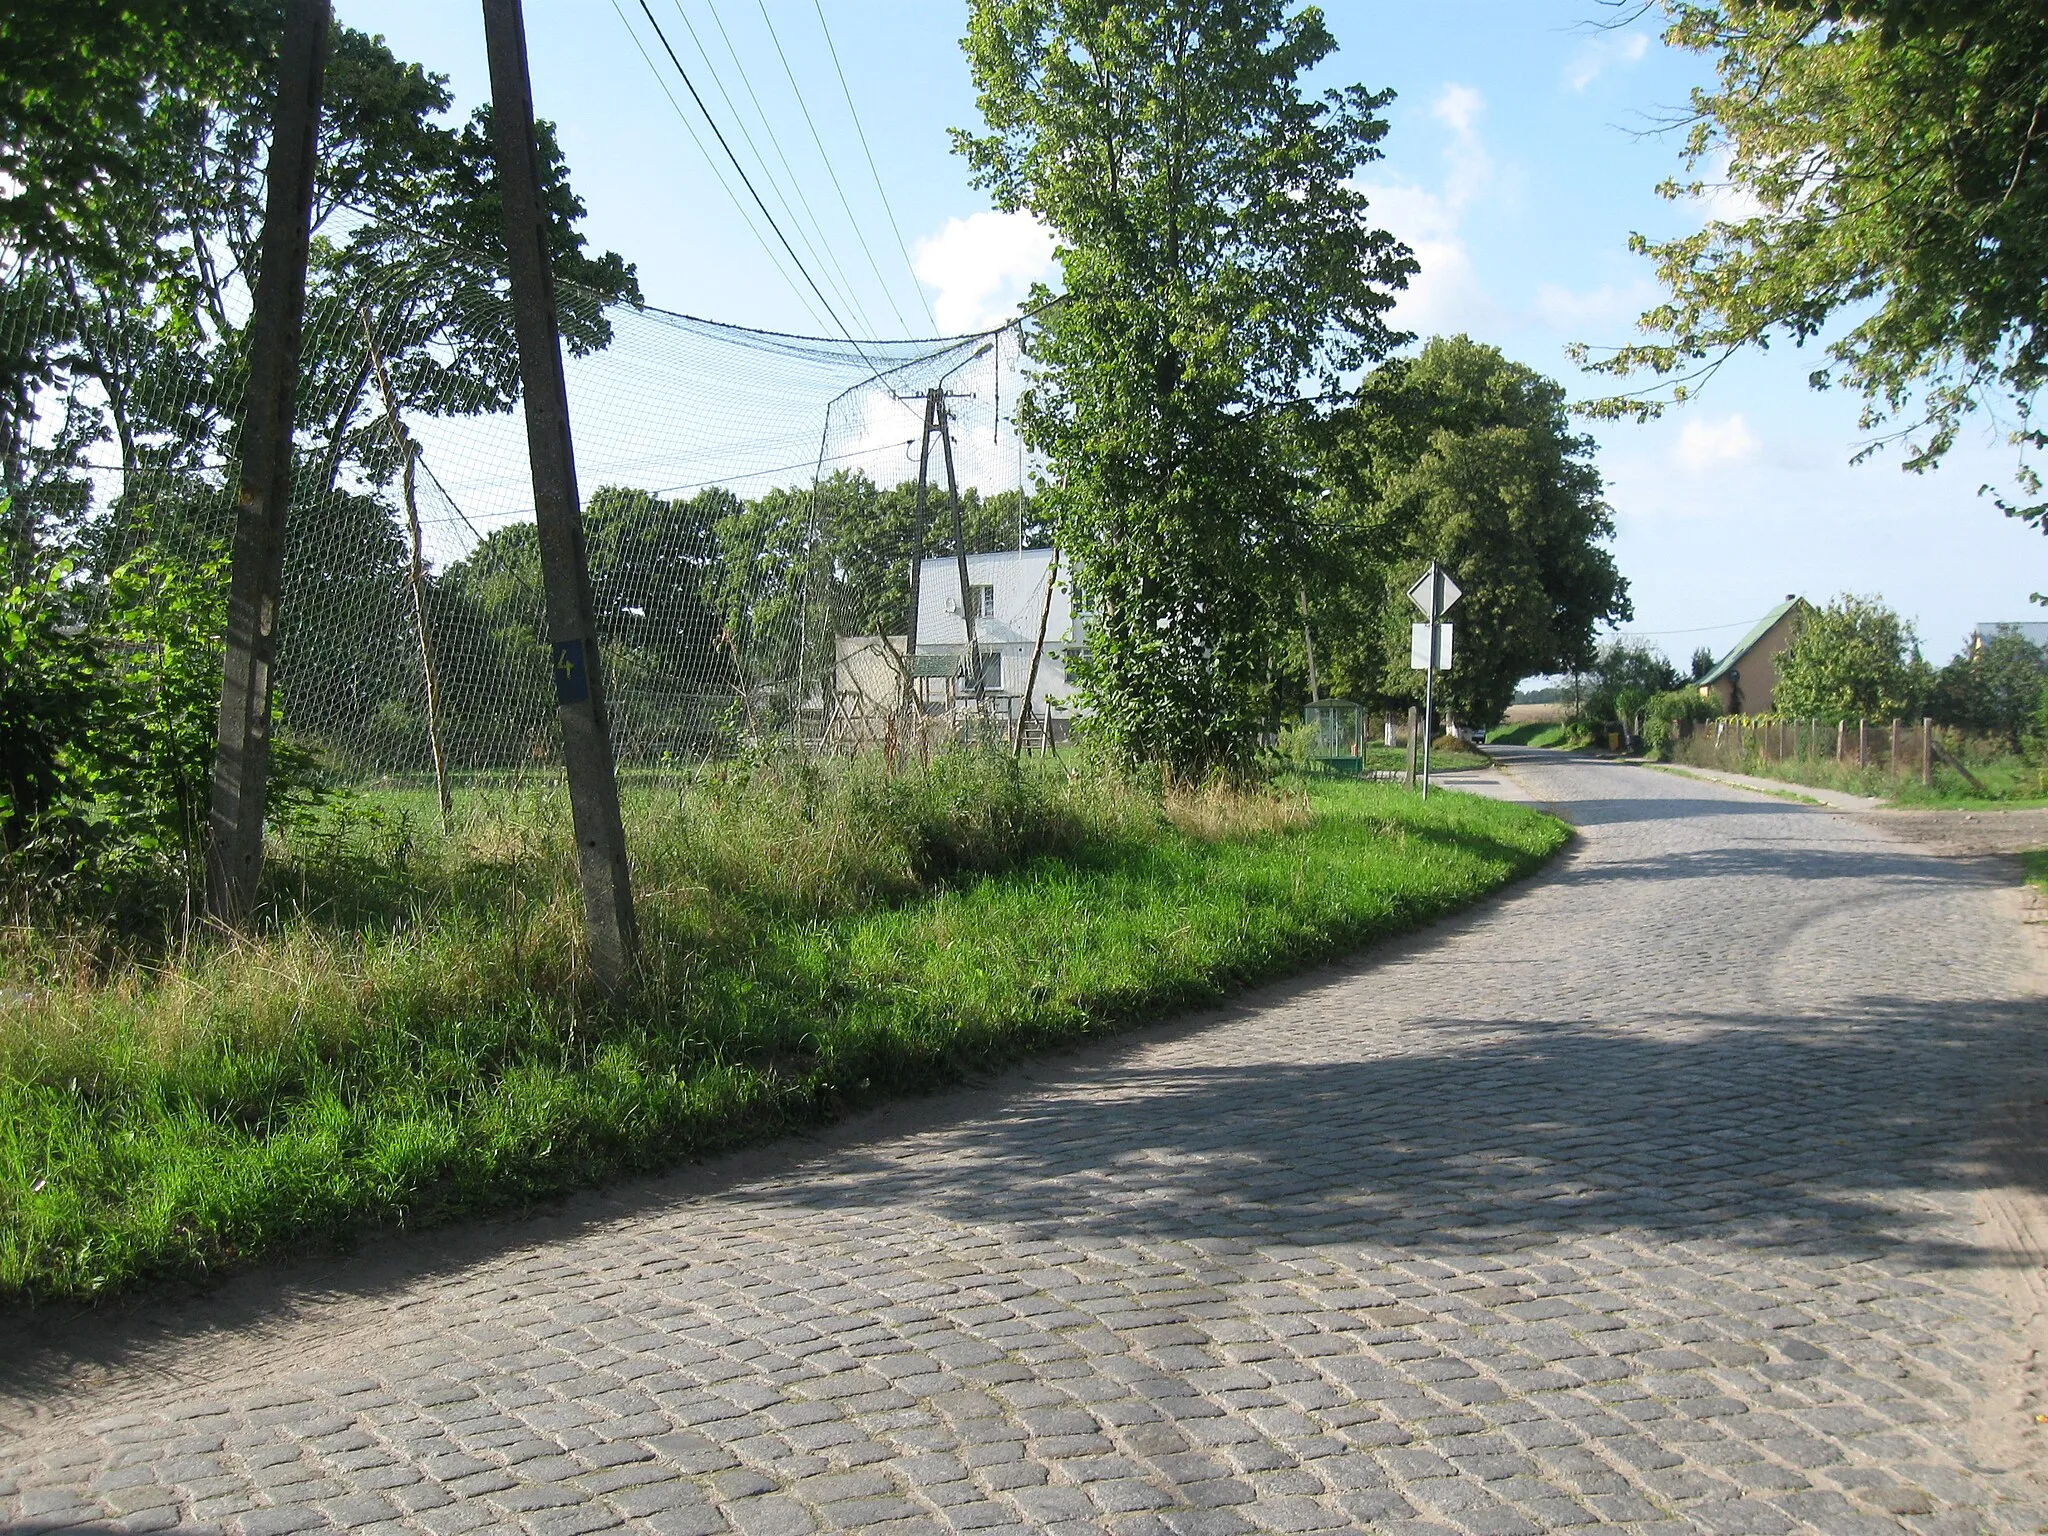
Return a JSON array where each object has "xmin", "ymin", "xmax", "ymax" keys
[
  {"xmin": 1355, "ymin": 741, "xmax": 1490, "ymax": 773},
  {"xmin": 1649, "ymin": 765, "xmax": 1823, "ymax": 805},
  {"xmin": 1668, "ymin": 741, "xmax": 2048, "ymax": 807},
  {"xmin": 1486, "ymin": 721, "xmax": 1585, "ymax": 750},
  {"xmin": 2024, "ymin": 850, "xmax": 2048, "ymax": 893},
  {"xmin": 0, "ymin": 753, "xmax": 1567, "ymax": 1302}
]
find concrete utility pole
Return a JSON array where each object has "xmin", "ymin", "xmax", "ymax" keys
[
  {"xmin": 207, "ymin": 0, "xmax": 330, "ymax": 922},
  {"xmin": 482, "ymin": 0, "xmax": 638, "ymax": 988},
  {"xmin": 937, "ymin": 393, "xmax": 982, "ymax": 700}
]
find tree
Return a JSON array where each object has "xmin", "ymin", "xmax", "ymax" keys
[
  {"xmin": 1932, "ymin": 628, "xmax": 2047, "ymax": 751},
  {"xmin": 1314, "ymin": 336, "xmax": 1632, "ymax": 726},
  {"xmin": 956, "ymin": 0, "xmax": 1414, "ymax": 773},
  {"xmin": 1580, "ymin": 640, "xmax": 1684, "ymax": 732},
  {"xmin": 1583, "ymin": 2, "xmax": 2048, "ymax": 530},
  {"xmin": 1690, "ymin": 646, "xmax": 1717, "ymax": 681},
  {"xmin": 1772, "ymin": 593, "xmax": 1927, "ymax": 718}
]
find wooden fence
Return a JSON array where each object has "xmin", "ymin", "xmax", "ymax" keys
[{"xmin": 1670, "ymin": 715, "xmax": 1948, "ymax": 786}]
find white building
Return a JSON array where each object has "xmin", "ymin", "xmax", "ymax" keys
[
  {"xmin": 912, "ymin": 547, "xmax": 1077, "ymax": 709},
  {"xmin": 829, "ymin": 548, "xmax": 1081, "ymax": 740}
]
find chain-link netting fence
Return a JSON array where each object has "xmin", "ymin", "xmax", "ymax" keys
[{"xmin": 1, "ymin": 215, "xmax": 1039, "ymax": 795}]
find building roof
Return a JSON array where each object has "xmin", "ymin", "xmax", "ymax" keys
[{"xmin": 1698, "ymin": 596, "xmax": 1805, "ymax": 688}]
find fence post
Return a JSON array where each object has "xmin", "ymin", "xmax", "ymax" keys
[
  {"xmin": 1890, "ymin": 718, "xmax": 1900, "ymax": 777},
  {"xmin": 1836, "ymin": 719, "xmax": 1846, "ymax": 763},
  {"xmin": 1922, "ymin": 717, "xmax": 1933, "ymax": 787},
  {"xmin": 483, "ymin": 0, "xmax": 638, "ymax": 989},
  {"xmin": 1406, "ymin": 706, "xmax": 1418, "ymax": 787},
  {"xmin": 206, "ymin": 0, "xmax": 331, "ymax": 923},
  {"xmin": 1858, "ymin": 717, "xmax": 1867, "ymax": 769}
]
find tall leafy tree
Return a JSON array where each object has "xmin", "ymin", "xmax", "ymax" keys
[
  {"xmin": 1932, "ymin": 628, "xmax": 2047, "ymax": 750},
  {"xmin": 1582, "ymin": 1, "xmax": 2048, "ymax": 530},
  {"xmin": 956, "ymin": 0, "xmax": 1414, "ymax": 772},
  {"xmin": 1315, "ymin": 337, "xmax": 1631, "ymax": 726},
  {"xmin": 1773, "ymin": 593, "xmax": 1928, "ymax": 718}
]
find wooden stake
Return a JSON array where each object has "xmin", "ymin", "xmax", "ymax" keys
[
  {"xmin": 1014, "ymin": 546, "xmax": 1059, "ymax": 758},
  {"xmin": 483, "ymin": 0, "xmax": 637, "ymax": 988},
  {"xmin": 361, "ymin": 311, "xmax": 453, "ymax": 827},
  {"xmin": 207, "ymin": 0, "xmax": 330, "ymax": 923},
  {"xmin": 1923, "ymin": 717, "xmax": 1933, "ymax": 787}
]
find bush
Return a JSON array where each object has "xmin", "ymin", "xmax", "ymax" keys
[
  {"xmin": 1774, "ymin": 593, "xmax": 1927, "ymax": 719},
  {"xmin": 1643, "ymin": 687, "xmax": 1718, "ymax": 759},
  {"xmin": 0, "ymin": 536, "xmax": 325, "ymax": 930}
]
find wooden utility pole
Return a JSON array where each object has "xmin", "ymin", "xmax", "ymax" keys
[
  {"xmin": 904, "ymin": 389, "xmax": 938, "ymax": 664},
  {"xmin": 1014, "ymin": 546, "xmax": 1060, "ymax": 758},
  {"xmin": 937, "ymin": 393, "xmax": 982, "ymax": 700},
  {"xmin": 207, "ymin": 0, "xmax": 330, "ymax": 922},
  {"xmin": 483, "ymin": 0, "xmax": 637, "ymax": 988},
  {"xmin": 361, "ymin": 312, "xmax": 453, "ymax": 827}
]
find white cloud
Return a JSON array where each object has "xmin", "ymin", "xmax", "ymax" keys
[
  {"xmin": 1533, "ymin": 278, "xmax": 1659, "ymax": 333},
  {"xmin": 1354, "ymin": 84, "xmax": 1498, "ymax": 336},
  {"xmin": 913, "ymin": 210, "xmax": 1057, "ymax": 333},
  {"xmin": 1565, "ymin": 32, "xmax": 1649, "ymax": 92},
  {"xmin": 1676, "ymin": 413, "xmax": 1760, "ymax": 471}
]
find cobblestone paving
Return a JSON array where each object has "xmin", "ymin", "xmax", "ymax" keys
[{"xmin": 5, "ymin": 751, "xmax": 2046, "ymax": 1536}]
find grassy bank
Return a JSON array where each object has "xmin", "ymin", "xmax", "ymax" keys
[
  {"xmin": 1667, "ymin": 746, "xmax": 2048, "ymax": 807},
  {"xmin": 1487, "ymin": 721, "xmax": 1585, "ymax": 750},
  {"xmin": 0, "ymin": 753, "xmax": 1567, "ymax": 1302}
]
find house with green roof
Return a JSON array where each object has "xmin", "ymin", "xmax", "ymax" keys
[{"xmin": 1697, "ymin": 596, "xmax": 1809, "ymax": 715}]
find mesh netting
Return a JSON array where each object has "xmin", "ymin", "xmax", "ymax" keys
[{"xmin": 0, "ymin": 219, "xmax": 1035, "ymax": 786}]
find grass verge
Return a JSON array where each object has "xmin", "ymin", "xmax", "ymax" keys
[
  {"xmin": 1487, "ymin": 721, "xmax": 1586, "ymax": 750},
  {"xmin": 2024, "ymin": 850, "xmax": 2048, "ymax": 895},
  {"xmin": 1649, "ymin": 765, "xmax": 1824, "ymax": 805},
  {"xmin": 0, "ymin": 756, "xmax": 1567, "ymax": 1303}
]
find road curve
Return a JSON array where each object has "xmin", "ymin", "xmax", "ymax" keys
[{"xmin": 5, "ymin": 750, "xmax": 2046, "ymax": 1534}]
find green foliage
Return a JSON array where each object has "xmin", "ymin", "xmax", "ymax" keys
[
  {"xmin": 1643, "ymin": 687, "xmax": 1719, "ymax": 759},
  {"xmin": 957, "ymin": 0, "xmax": 1414, "ymax": 774},
  {"xmin": 0, "ymin": 762, "xmax": 1566, "ymax": 1299},
  {"xmin": 1932, "ymin": 628, "xmax": 2047, "ymax": 751},
  {"xmin": 1690, "ymin": 646, "xmax": 1717, "ymax": 681},
  {"xmin": 1314, "ymin": 336, "xmax": 1631, "ymax": 724},
  {"xmin": 1772, "ymin": 593, "xmax": 1928, "ymax": 719},
  {"xmin": 1578, "ymin": 640, "xmax": 1684, "ymax": 732},
  {"xmin": 0, "ymin": 525, "xmax": 321, "ymax": 922},
  {"xmin": 4, "ymin": 15, "xmax": 637, "ymax": 574},
  {"xmin": 1583, "ymin": 2, "xmax": 2048, "ymax": 528}
]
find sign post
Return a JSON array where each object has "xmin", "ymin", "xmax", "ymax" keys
[
  {"xmin": 482, "ymin": 0, "xmax": 638, "ymax": 988},
  {"xmin": 1407, "ymin": 563, "xmax": 1461, "ymax": 799}
]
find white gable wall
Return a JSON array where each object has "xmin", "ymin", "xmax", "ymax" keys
[{"xmin": 914, "ymin": 548, "xmax": 1078, "ymax": 706}]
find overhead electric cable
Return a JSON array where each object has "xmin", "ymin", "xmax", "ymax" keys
[
  {"xmin": 693, "ymin": 0, "xmax": 884, "ymax": 337},
  {"xmin": 633, "ymin": 0, "xmax": 886, "ymax": 374},
  {"xmin": 663, "ymin": 0, "xmax": 874, "ymax": 337},
  {"xmin": 605, "ymin": 0, "xmax": 833, "ymax": 333},
  {"xmin": 810, "ymin": 0, "xmax": 939, "ymax": 331},
  {"xmin": 754, "ymin": 0, "xmax": 911, "ymax": 334}
]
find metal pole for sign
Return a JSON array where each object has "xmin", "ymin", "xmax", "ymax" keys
[
  {"xmin": 482, "ymin": 0, "xmax": 638, "ymax": 988},
  {"xmin": 1421, "ymin": 564, "xmax": 1440, "ymax": 799},
  {"xmin": 207, "ymin": 0, "xmax": 330, "ymax": 922}
]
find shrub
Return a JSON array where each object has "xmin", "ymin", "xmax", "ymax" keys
[{"xmin": 1643, "ymin": 687, "xmax": 1718, "ymax": 759}]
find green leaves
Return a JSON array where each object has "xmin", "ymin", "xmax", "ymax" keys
[
  {"xmin": 1314, "ymin": 337, "xmax": 1632, "ymax": 726},
  {"xmin": 958, "ymin": 0, "xmax": 1414, "ymax": 773},
  {"xmin": 1772, "ymin": 593, "xmax": 1927, "ymax": 719},
  {"xmin": 1583, "ymin": 2, "xmax": 2048, "ymax": 526}
]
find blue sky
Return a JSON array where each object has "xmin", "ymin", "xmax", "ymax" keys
[{"xmin": 339, "ymin": 0, "xmax": 2046, "ymax": 669}]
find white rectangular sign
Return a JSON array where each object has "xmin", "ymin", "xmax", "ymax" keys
[{"xmin": 1410, "ymin": 622, "xmax": 1453, "ymax": 670}]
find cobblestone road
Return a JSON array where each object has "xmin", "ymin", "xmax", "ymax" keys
[{"xmin": 6, "ymin": 751, "xmax": 2047, "ymax": 1536}]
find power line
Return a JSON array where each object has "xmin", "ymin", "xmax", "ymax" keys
[
  {"xmin": 691, "ymin": 0, "xmax": 884, "ymax": 338},
  {"xmin": 632, "ymin": 0, "xmax": 882, "ymax": 372},
  {"xmin": 809, "ymin": 0, "xmax": 939, "ymax": 331},
  {"xmin": 604, "ymin": 0, "xmax": 833, "ymax": 334},
  {"xmin": 752, "ymin": 1, "xmax": 911, "ymax": 334},
  {"xmin": 666, "ymin": 0, "xmax": 877, "ymax": 338}
]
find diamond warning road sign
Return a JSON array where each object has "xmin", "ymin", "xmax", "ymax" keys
[{"xmin": 1408, "ymin": 565, "xmax": 1462, "ymax": 618}]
